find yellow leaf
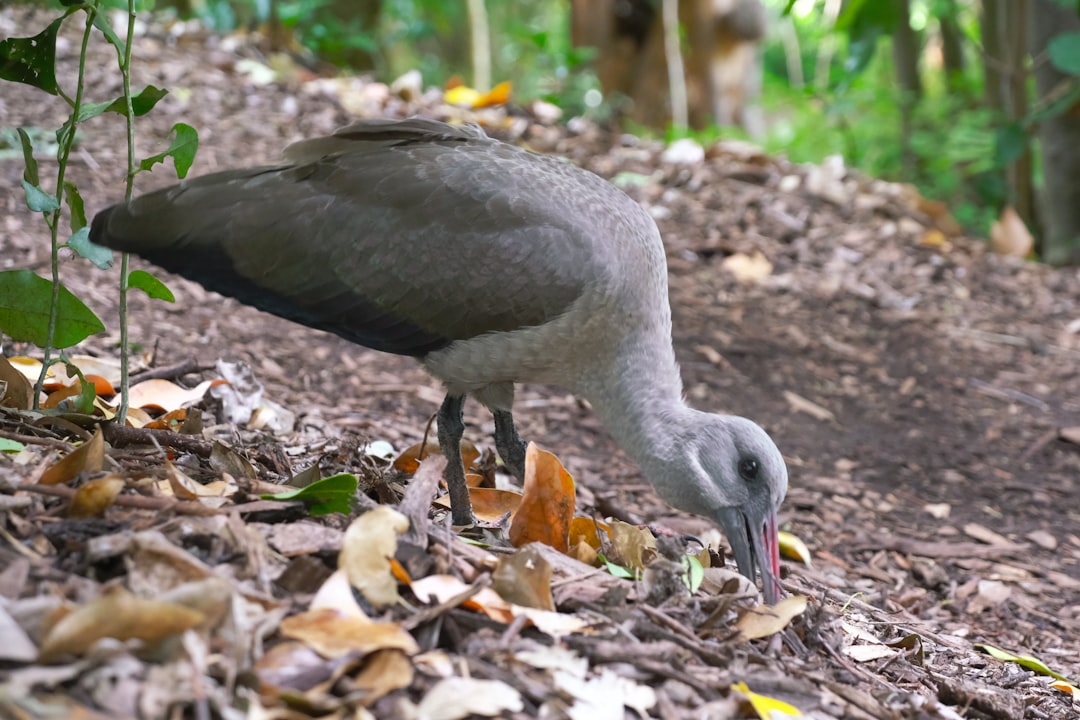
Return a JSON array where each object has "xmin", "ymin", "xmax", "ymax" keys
[
  {"xmin": 1049, "ymin": 679, "xmax": 1080, "ymax": 700},
  {"xmin": 778, "ymin": 531, "xmax": 811, "ymax": 566},
  {"xmin": 976, "ymin": 644, "xmax": 1071, "ymax": 682},
  {"xmin": 444, "ymin": 85, "xmax": 482, "ymax": 107},
  {"xmin": 990, "ymin": 206, "xmax": 1033, "ymax": 258},
  {"xmin": 731, "ymin": 681, "xmax": 802, "ymax": 719}
]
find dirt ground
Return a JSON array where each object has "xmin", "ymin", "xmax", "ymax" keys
[{"xmin": 2, "ymin": 8, "xmax": 1079, "ymax": 719}]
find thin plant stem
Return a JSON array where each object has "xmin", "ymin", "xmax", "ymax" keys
[
  {"xmin": 33, "ymin": 6, "xmax": 97, "ymax": 408},
  {"xmin": 116, "ymin": 0, "xmax": 139, "ymax": 426}
]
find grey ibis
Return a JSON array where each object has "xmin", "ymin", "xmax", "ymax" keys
[{"xmin": 90, "ymin": 118, "xmax": 788, "ymax": 602}]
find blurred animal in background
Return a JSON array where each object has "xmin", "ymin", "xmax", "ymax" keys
[{"xmin": 572, "ymin": 0, "xmax": 767, "ymax": 136}]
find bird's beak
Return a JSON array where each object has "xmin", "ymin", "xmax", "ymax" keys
[{"xmin": 715, "ymin": 507, "xmax": 782, "ymax": 604}]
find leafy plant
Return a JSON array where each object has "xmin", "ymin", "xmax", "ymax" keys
[{"xmin": 0, "ymin": 0, "xmax": 198, "ymax": 419}]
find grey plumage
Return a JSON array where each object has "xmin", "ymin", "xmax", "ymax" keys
[{"xmin": 90, "ymin": 117, "xmax": 789, "ymax": 602}]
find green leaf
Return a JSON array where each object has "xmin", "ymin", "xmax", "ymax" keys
[
  {"xmin": 17, "ymin": 128, "xmax": 38, "ymax": 186},
  {"xmin": 0, "ymin": 17, "xmax": 64, "ymax": 95},
  {"xmin": 1049, "ymin": 31, "xmax": 1080, "ymax": 77},
  {"xmin": 0, "ymin": 269, "xmax": 106, "ymax": 349},
  {"xmin": 0, "ymin": 438, "xmax": 26, "ymax": 452},
  {"xmin": 63, "ymin": 181, "xmax": 87, "ymax": 231},
  {"xmin": 76, "ymin": 85, "xmax": 169, "ymax": 123},
  {"xmin": 261, "ymin": 472, "xmax": 358, "ymax": 515},
  {"xmin": 976, "ymin": 644, "xmax": 1072, "ymax": 682},
  {"xmin": 22, "ymin": 180, "xmax": 59, "ymax": 212},
  {"xmin": 63, "ymin": 361, "xmax": 98, "ymax": 414},
  {"xmin": 128, "ymin": 270, "xmax": 175, "ymax": 302},
  {"xmin": 67, "ymin": 227, "xmax": 113, "ymax": 269},
  {"xmin": 92, "ymin": 12, "xmax": 126, "ymax": 56},
  {"xmin": 139, "ymin": 123, "xmax": 199, "ymax": 178},
  {"xmin": 993, "ymin": 123, "xmax": 1028, "ymax": 166},
  {"xmin": 682, "ymin": 554, "xmax": 704, "ymax": 594},
  {"xmin": 597, "ymin": 553, "xmax": 635, "ymax": 579}
]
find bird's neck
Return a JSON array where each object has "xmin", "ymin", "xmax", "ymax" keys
[{"xmin": 578, "ymin": 336, "xmax": 696, "ymax": 486}]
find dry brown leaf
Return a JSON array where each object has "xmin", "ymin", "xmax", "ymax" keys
[
  {"xmin": 255, "ymin": 640, "xmax": 334, "ymax": 694},
  {"xmin": 280, "ymin": 607, "xmax": 419, "ymax": 658},
  {"xmin": 568, "ymin": 517, "xmax": 609, "ymax": 551},
  {"xmin": 393, "ymin": 439, "xmax": 480, "ymax": 474},
  {"xmin": 508, "ymin": 443, "xmax": 575, "ymax": 552},
  {"xmin": 340, "ymin": 506, "xmax": 409, "ymax": 607},
  {"xmin": 492, "ymin": 545, "xmax": 555, "ymax": 611},
  {"xmin": 990, "ymin": 206, "xmax": 1033, "ymax": 257},
  {"xmin": 0, "ymin": 356, "xmax": 34, "ymax": 409},
  {"xmin": 352, "ymin": 649, "xmax": 414, "ymax": 706},
  {"xmin": 311, "ymin": 569, "xmax": 370, "ymax": 620},
  {"xmin": 606, "ymin": 521, "xmax": 657, "ymax": 572},
  {"xmin": 38, "ymin": 586, "xmax": 205, "ymax": 661},
  {"xmin": 734, "ymin": 595, "xmax": 808, "ymax": 640},
  {"xmin": 67, "ymin": 475, "xmax": 126, "ymax": 518},
  {"xmin": 38, "ymin": 426, "xmax": 105, "ymax": 486}
]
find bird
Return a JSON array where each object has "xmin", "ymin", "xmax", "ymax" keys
[{"xmin": 89, "ymin": 117, "xmax": 789, "ymax": 602}]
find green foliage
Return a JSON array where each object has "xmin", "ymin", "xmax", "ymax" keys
[
  {"xmin": 262, "ymin": 473, "xmax": 361, "ymax": 515},
  {"xmin": 128, "ymin": 270, "xmax": 175, "ymax": 301},
  {"xmin": 0, "ymin": 270, "xmax": 106, "ymax": 349}
]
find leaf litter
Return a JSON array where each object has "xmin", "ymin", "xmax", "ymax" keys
[{"xmin": 2, "ymin": 5, "xmax": 1079, "ymax": 718}]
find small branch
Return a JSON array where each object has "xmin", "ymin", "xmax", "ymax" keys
[{"xmin": 661, "ymin": 0, "xmax": 688, "ymax": 132}]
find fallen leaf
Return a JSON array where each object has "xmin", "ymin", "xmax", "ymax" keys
[
  {"xmin": 555, "ymin": 667, "xmax": 657, "ymax": 719},
  {"xmin": 492, "ymin": 544, "xmax": 555, "ymax": 611},
  {"xmin": 38, "ymin": 586, "xmax": 205, "ymax": 661},
  {"xmin": 280, "ymin": 608, "xmax": 419, "ymax": 658},
  {"xmin": 976, "ymin": 644, "xmax": 1071, "ymax": 682},
  {"xmin": 38, "ymin": 426, "xmax": 105, "ymax": 486},
  {"xmin": 0, "ymin": 356, "xmax": 34, "ymax": 408},
  {"xmin": 340, "ymin": 506, "xmax": 409, "ymax": 607},
  {"xmin": 735, "ymin": 596, "xmax": 808, "ymax": 640},
  {"xmin": 990, "ymin": 205, "xmax": 1033, "ymax": 257},
  {"xmin": 121, "ymin": 378, "xmax": 217, "ymax": 413},
  {"xmin": 606, "ymin": 520, "xmax": 656, "ymax": 572},
  {"xmin": 778, "ymin": 531, "xmax": 811, "ymax": 566},
  {"xmin": 353, "ymin": 649, "xmax": 413, "ymax": 706},
  {"xmin": 393, "ymin": 439, "xmax": 479, "ymax": 474},
  {"xmin": 415, "ymin": 677, "xmax": 522, "ymax": 719},
  {"xmin": 409, "ymin": 574, "xmax": 515, "ymax": 623},
  {"xmin": 508, "ymin": 443, "xmax": 575, "ymax": 552},
  {"xmin": 844, "ymin": 644, "xmax": 897, "ymax": 662},
  {"xmin": 731, "ymin": 680, "xmax": 802, "ymax": 718},
  {"xmin": 432, "ymin": 486, "xmax": 521, "ymax": 522},
  {"xmin": 67, "ymin": 475, "xmax": 126, "ymax": 518}
]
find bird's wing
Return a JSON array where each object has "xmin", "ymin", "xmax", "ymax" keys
[{"xmin": 91, "ymin": 122, "xmax": 633, "ymax": 356}]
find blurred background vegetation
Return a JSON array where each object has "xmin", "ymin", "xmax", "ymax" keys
[{"xmin": 10, "ymin": 0, "xmax": 1080, "ymax": 261}]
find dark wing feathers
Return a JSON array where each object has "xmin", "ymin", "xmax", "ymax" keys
[{"xmin": 89, "ymin": 119, "xmax": 606, "ymax": 357}]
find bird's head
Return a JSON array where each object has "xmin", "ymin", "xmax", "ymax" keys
[{"xmin": 653, "ymin": 413, "xmax": 788, "ymax": 603}]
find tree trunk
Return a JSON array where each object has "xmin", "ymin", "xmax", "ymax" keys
[
  {"xmin": 938, "ymin": 0, "xmax": 966, "ymax": 93},
  {"xmin": 1002, "ymin": 0, "xmax": 1034, "ymax": 229},
  {"xmin": 1030, "ymin": 0, "xmax": 1080, "ymax": 264},
  {"xmin": 892, "ymin": 0, "xmax": 922, "ymax": 178},
  {"xmin": 981, "ymin": 0, "xmax": 1004, "ymax": 112}
]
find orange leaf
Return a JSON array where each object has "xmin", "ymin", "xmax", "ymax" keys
[
  {"xmin": 569, "ymin": 516, "xmax": 609, "ymax": 550},
  {"xmin": 39, "ymin": 426, "xmax": 105, "ymax": 486},
  {"xmin": 508, "ymin": 443, "xmax": 575, "ymax": 552},
  {"xmin": 393, "ymin": 440, "xmax": 480, "ymax": 474},
  {"xmin": 474, "ymin": 81, "xmax": 512, "ymax": 108},
  {"xmin": 434, "ymin": 486, "xmax": 522, "ymax": 523}
]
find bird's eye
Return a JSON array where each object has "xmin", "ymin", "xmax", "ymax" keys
[{"xmin": 738, "ymin": 457, "xmax": 760, "ymax": 482}]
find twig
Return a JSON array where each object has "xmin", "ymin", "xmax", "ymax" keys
[
  {"xmin": 128, "ymin": 359, "xmax": 211, "ymax": 385},
  {"xmin": 19, "ymin": 483, "xmax": 221, "ymax": 515}
]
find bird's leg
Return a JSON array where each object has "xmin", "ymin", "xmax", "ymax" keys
[
  {"xmin": 437, "ymin": 394, "xmax": 475, "ymax": 525},
  {"xmin": 493, "ymin": 410, "xmax": 528, "ymax": 483}
]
